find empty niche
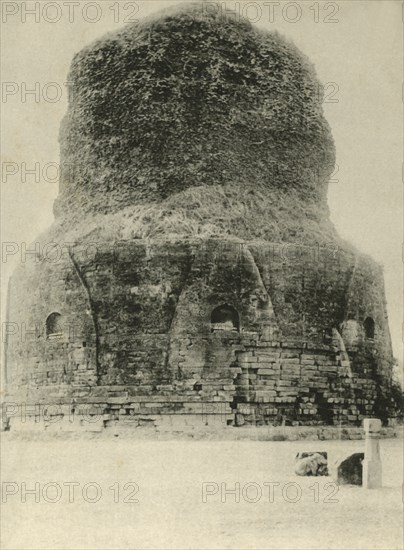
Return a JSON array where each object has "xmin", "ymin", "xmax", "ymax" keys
[
  {"xmin": 363, "ymin": 317, "xmax": 375, "ymax": 339},
  {"xmin": 46, "ymin": 312, "xmax": 63, "ymax": 340},
  {"xmin": 211, "ymin": 304, "xmax": 240, "ymax": 332}
]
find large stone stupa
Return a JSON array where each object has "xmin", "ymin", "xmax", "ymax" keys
[{"xmin": 4, "ymin": 2, "xmax": 396, "ymax": 431}]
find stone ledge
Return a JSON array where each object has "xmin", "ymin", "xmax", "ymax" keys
[{"xmin": 4, "ymin": 413, "xmax": 402, "ymax": 440}]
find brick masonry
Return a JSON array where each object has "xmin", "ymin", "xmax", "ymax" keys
[{"xmin": 4, "ymin": 238, "xmax": 396, "ymax": 430}]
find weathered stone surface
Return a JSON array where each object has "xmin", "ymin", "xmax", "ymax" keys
[
  {"xmin": 336, "ymin": 453, "xmax": 364, "ymax": 485},
  {"xmin": 295, "ymin": 452, "xmax": 328, "ymax": 476}
]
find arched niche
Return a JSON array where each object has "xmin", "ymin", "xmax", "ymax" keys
[
  {"xmin": 363, "ymin": 317, "xmax": 375, "ymax": 339},
  {"xmin": 211, "ymin": 304, "xmax": 240, "ymax": 332},
  {"xmin": 46, "ymin": 312, "xmax": 63, "ymax": 340}
]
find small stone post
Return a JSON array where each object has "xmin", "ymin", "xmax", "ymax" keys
[{"xmin": 363, "ymin": 418, "xmax": 382, "ymax": 489}]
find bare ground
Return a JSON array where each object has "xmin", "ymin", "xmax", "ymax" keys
[{"xmin": 1, "ymin": 435, "xmax": 403, "ymax": 550}]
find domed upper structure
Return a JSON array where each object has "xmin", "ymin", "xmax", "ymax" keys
[{"xmin": 56, "ymin": 1, "xmax": 335, "ymax": 219}]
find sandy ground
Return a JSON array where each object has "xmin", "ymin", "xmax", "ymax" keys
[{"xmin": 1, "ymin": 434, "xmax": 403, "ymax": 550}]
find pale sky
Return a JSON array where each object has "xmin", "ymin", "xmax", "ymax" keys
[{"xmin": 1, "ymin": 0, "xmax": 402, "ymax": 362}]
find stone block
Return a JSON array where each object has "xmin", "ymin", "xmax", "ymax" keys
[
  {"xmin": 295, "ymin": 452, "xmax": 328, "ymax": 476},
  {"xmin": 282, "ymin": 359, "xmax": 301, "ymax": 365},
  {"xmin": 336, "ymin": 453, "xmax": 364, "ymax": 485},
  {"xmin": 363, "ymin": 418, "xmax": 382, "ymax": 433}
]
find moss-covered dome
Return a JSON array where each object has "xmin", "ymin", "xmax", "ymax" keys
[{"xmin": 56, "ymin": 1, "xmax": 335, "ymax": 219}]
